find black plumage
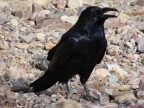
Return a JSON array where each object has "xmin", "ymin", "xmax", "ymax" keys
[{"xmin": 30, "ymin": 6, "xmax": 118, "ymax": 99}]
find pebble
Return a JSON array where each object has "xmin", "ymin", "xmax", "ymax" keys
[
  {"xmin": 19, "ymin": 33, "xmax": 36, "ymax": 43},
  {"xmin": 16, "ymin": 43, "xmax": 29, "ymax": 49},
  {"xmin": 10, "ymin": 18, "xmax": 19, "ymax": 26},
  {"xmin": 67, "ymin": 0, "xmax": 83, "ymax": 9},
  {"xmin": 4, "ymin": 67, "xmax": 20, "ymax": 79},
  {"xmin": 36, "ymin": 32, "xmax": 46, "ymax": 41},
  {"xmin": 112, "ymin": 91, "xmax": 137, "ymax": 102},
  {"xmin": 45, "ymin": 42, "xmax": 56, "ymax": 50},
  {"xmin": 57, "ymin": 0, "xmax": 67, "ymax": 9},
  {"xmin": 137, "ymin": 37, "xmax": 144, "ymax": 53},
  {"xmin": 107, "ymin": 75, "xmax": 120, "ymax": 86}
]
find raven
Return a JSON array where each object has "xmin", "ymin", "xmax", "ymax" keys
[{"xmin": 30, "ymin": 6, "xmax": 118, "ymax": 99}]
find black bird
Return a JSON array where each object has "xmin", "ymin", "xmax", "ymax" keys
[{"xmin": 30, "ymin": 6, "xmax": 118, "ymax": 100}]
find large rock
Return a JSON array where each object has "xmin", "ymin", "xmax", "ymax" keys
[{"xmin": 67, "ymin": 0, "xmax": 83, "ymax": 9}]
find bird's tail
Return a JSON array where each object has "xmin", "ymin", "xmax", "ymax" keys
[{"xmin": 29, "ymin": 69, "xmax": 58, "ymax": 92}]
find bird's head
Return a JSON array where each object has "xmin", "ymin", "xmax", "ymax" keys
[{"xmin": 78, "ymin": 6, "xmax": 119, "ymax": 24}]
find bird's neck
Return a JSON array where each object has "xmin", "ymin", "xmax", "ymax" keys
[{"xmin": 75, "ymin": 19, "xmax": 106, "ymax": 30}]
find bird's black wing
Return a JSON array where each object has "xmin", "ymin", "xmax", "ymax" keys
[
  {"xmin": 47, "ymin": 45, "xmax": 58, "ymax": 61},
  {"xmin": 30, "ymin": 37, "xmax": 78, "ymax": 91},
  {"xmin": 48, "ymin": 37, "xmax": 78, "ymax": 71},
  {"xmin": 97, "ymin": 46, "xmax": 106, "ymax": 64}
]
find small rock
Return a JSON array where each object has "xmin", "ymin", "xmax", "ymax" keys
[
  {"xmin": 30, "ymin": 69, "xmax": 44, "ymax": 78},
  {"xmin": 67, "ymin": 0, "xmax": 83, "ymax": 9},
  {"xmin": 137, "ymin": 0, "xmax": 144, "ymax": 6},
  {"xmin": 137, "ymin": 37, "xmax": 144, "ymax": 53},
  {"xmin": 57, "ymin": 0, "xmax": 66, "ymax": 9},
  {"xmin": 137, "ymin": 99, "xmax": 144, "ymax": 105},
  {"xmin": 35, "ymin": 17, "xmax": 47, "ymax": 25},
  {"xmin": 10, "ymin": 18, "xmax": 19, "ymax": 26},
  {"xmin": 139, "ymin": 79, "xmax": 144, "ymax": 90},
  {"xmin": 107, "ymin": 45, "xmax": 120, "ymax": 56},
  {"xmin": 94, "ymin": 68, "xmax": 111, "ymax": 77},
  {"xmin": 36, "ymin": 55, "xmax": 49, "ymax": 69},
  {"xmin": 137, "ymin": 91, "xmax": 144, "ymax": 100},
  {"xmin": 19, "ymin": 27, "xmax": 26, "ymax": 32},
  {"xmin": 104, "ymin": 64, "xmax": 128, "ymax": 77},
  {"xmin": 39, "ymin": 90, "xmax": 52, "ymax": 96},
  {"xmin": 105, "ymin": 18, "xmax": 123, "ymax": 29},
  {"xmin": 16, "ymin": 43, "xmax": 29, "ymax": 49},
  {"xmin": 11, "ymin": 79, "xmax": 25, "ymax": 87},
  {"xmin": 45, "ymin": 99, "xmax": 82, "ymax": 108},
  {"xmin": 8, "ymin": 1, "xmax": 32, "ymax": 12},
  {"xmin": 11, "ymin": 86, "xmax": 30, "ymax": 92},
  {"xmin": 6, "ymin": 90, "xmax": 18, "ymax": 101},
  {"xmin": 0, "ymin": 44, "xmax": 8, "ymax": 50},
  {"xmin": 32, "ymin": 0, "xmax": 53, "ymax": 8},
  {"xmin": 12, "ymin": 11, "xmax": 23, "ymax": 18},
  {"xmin": 118, "ymin": 85, "xmax": 130, "ymax": 91},
  {"xmin": 100, "ymin": 92, "xmax": 109, "ymax": 104},
  {"xmin": 32, "ymin": 3, "xmax": 43, "ymax": 13},
  {"xmin": 4, "ymin": 67, "xmax": 20, "ymax": 79},
  {"xmin": 61, "ymin": 15, "xmax": 78, "ymax": 25},
  {"xmin": 57, "ymin": 91, "xmax": 66, "ymax": 97},
  {"xmin": 107, "ymin": 75, "xmax": 120, "ymax": 86},
  {"xmin": 81, "ymin": 0, "xmax": 95, "ymax": 5},
  {"xmin": 127, "ymin": 20, "xmax": 144, "ymax": 30},
  {"xmin": 19, "ymin": 33, "xmax": 36, "ymax": 43},
  {"xmin": 45, "ymin": 42, "xmax": 56, "ymax": 50},
  {"xmin": 18, "ymin": 99, "xmax": 26, "ymax": 106},
  {"xmin": 125, "ymin": 42, "xmax": 133, "ymax": 49},
  {"xmin": 38, "ymin": 10, "xmax": 51, "ymax": 16},
  {"xmin": 0, "ymin": 13, "xmax": 8, "ymax": 25},
  {"xmin": 36, "ymin": 33, "xmax": 46, "ymax": 41},
  {"xmin": 28, "ymin": 47, "xmax": 42, "ymax": 54},
  {"xmin": 127, "ymin": 78, "xmax": 141, "ymax": 89},
  {"xmin": 113, "ymin": 91, "xmax": 137, "ymax": 102}
]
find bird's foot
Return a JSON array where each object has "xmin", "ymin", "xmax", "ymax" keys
[
  {"xmin": 81, "ymin": 94, "xmax": 99, "ymax": 103},
  {"xmin": 66, "ymin": 92, "xmax": 70, "ymax": 99}
]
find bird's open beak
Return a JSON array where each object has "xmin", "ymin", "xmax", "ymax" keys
[{"xmin": 98, "ymin": 7, "xmax": 119, "ymax": 18}]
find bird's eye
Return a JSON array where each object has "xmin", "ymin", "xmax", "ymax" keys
[{"xmin": 93, "ymin": 10, "xmax": 97, "ymax": 14}]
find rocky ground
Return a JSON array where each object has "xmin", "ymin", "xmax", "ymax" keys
[{"xmin": 0, "ymin": 0, "xmax": 144, "ymax": 108}]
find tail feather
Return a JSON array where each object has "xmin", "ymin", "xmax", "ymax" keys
[{"xmin": 30, "ymin": 69, "xmax": 58, "ymax": 92}]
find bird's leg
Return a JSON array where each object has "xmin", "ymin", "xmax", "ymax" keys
[
  {"xmin": 82, "ymin": 83, "xmax": 90, "ymax": 99},
  {"xmin": 65, "ymin": 82, "xmax": 70, "ymax": 99}
]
